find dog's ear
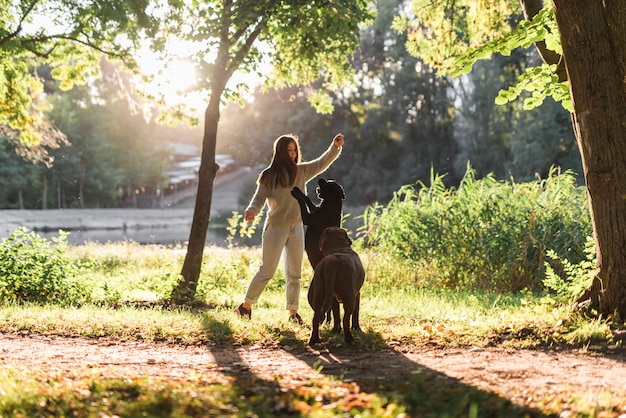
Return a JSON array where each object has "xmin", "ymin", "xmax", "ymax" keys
[
  {"xmin": 319, "ymin": 226, "xmax": 332, "ymax": 252},
  {"xmin": 330, "ymin": 180, "xmax": 346, "ymax": 200},
  {"xmin": 342, "ymin": 228, "xmax": 352, "ymax": 245}
]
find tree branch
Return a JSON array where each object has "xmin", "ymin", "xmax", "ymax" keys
[
  {"xmin": 226, "ymin": 17, "xmax": 267, "ymax": 77},
  {"xmin": 18, "ymin": 31, "xmax": 130, "ymax": 60},
  {"xmin": 519, "ymin": 0, "xmax": 567, "ymax": 82},
  {"xmin": 0, "ymin": 0, "xmax": 41, "ymax": 46}
]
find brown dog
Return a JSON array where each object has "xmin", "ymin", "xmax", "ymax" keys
[{"xmin": 308, "ymin": 227, "xmax": 365, "ymax": 345}]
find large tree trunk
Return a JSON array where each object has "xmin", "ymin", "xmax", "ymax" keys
[
  {"xmin": 553, "ymin": 0, "xmax": 626, "ymax": 317},
  {"xmin": 171, "ymin": 90, "xmax": 222, "ymax": 304}
]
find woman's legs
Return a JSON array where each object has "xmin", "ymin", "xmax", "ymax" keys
[
  {"xmin": 284, "ymin": 224, "xmax": 304, "ymax": 312},
  {"xmin": 244, "ymin": 224, "xmax": 288, "ymax": 306}
]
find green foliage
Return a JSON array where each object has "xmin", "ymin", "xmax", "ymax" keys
[
  {"xmin": 360, "ymin": 165, "xmax": 591, "ymax": 291},
  {"xmin": 225, "ymin": 210, "xmax": 260, "ymax": 247},
  {"xmin": 46, "ymin": 60, "xmax": 171, "ymax": 208},
  {"xmin": 446, "ymin": 7, "xmax": 560, "ymax": 77},
  {"xmin": 264, "ymin": 0, "xmax": 375, "ymax": 112},
  {"xmin": 68, "ymin": 241, "xmax": 186, "ymax": 303},
  {"xmin": 395, "ymin": 3, "xmax": 572, "ymax": 112},
  {"xmin": 150, "ymin": 0, "xmax": 375, "ymax": 117},
  {"xmin": 544, "ymin": 235, "xmax": 596, "ymax": 303},
  {"xmin": 0, "ymin": 227, "xmax": 89, "ymax": 305},
  {"xmin": 495, "ymin": 64, "xmax": 572, "ymax": 112},
  {"xmin": 1, "ymin": 0, "xmax": 159, "ymax": 153},
  {"xmin": 392, "ymin": 0, "xmax": 521, "ymax": 74}
]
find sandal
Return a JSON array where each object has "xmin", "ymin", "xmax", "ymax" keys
[
  {"xmin": 289, "ymin": 313, "xmax": 303, "ymax": 325},
  {"xmin": 235, "ymin": 304, "xmax": 252, "ymax": 319}
]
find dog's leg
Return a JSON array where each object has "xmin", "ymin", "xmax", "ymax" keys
[
  {"xmin": 308, "ymin": 310, "xmax": 323, "ymax": 345},
  {"xmin": 342, "ymin": 298, "xmax": 355, "ymax": 342},
  {"xmin": 351, "ymin": 293, "xmax": 361, "ymax": 331},
  {"xmin": 331, "ymin": 299, "xmax": 342, "ymax": 333},
  {"xmin": 302, "ymin": 194, "xmax": 317, "ymax": 215},
  {"xmin": 308, "ymin": 272, "xmax": 326, "ymax": 345},
  {"xmin": 291, "ymin": 187, "xmax": 312, "ymax": 225}
]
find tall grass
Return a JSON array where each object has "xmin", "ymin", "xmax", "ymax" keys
[{"xmin": 359, "ymin": 165, "xmax": 592, "ymax": 292}]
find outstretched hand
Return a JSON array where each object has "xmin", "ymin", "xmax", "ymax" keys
[
  {"xmin": 244, "ymin": 209, "xmax": 256, "ymax": 222},
  {"xmin": 333, "ymin": 133, "xmax": 344, "ymax": 149}
]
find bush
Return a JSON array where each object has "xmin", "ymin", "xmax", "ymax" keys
[
  {"xmin": 544, "ymin": 235, "xmax": 596, "ymax": 303},
  {"xmin": 360, "ymin": 165, "xmax": 591, "ymax": 291},
  {"xmin": 0, "ymin": 227, "xmax": 89, "ymax": 305}
]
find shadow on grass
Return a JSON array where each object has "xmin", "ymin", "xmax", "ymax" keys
[{"xmin": 201, "ymin": 312, "xmax": 549, "ymax": 417}]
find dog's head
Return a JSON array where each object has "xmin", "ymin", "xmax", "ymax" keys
[
  {"xmin": 316, "ymin": 178, "xmax": 345, "ymax": 202},
  {"xmin": 319, "ymin": 227, "xmax": 352, "ymax": 255}
]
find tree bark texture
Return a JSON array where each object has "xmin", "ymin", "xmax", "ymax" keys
[
  {"xmin": 173, "ymin": 91, "xmax": 221, "ymax": 304},
  {"xmin": 553, "ymin": 0, "xmax": 626, "ymax": 317}
]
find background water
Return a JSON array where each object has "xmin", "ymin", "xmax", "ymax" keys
[{"xmin": 37, "ymin": 223, "xmax": 231, "ymax": 246}]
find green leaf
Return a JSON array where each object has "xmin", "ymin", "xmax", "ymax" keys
[{"xmin": 494, "ymin": 94, "xmax": 509, "ymax": 105}]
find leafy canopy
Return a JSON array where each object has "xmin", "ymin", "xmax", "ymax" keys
[
  {"xmin": 392, "ymin": 1, "xmax": 571, "ymax": 111},
  {"xmin": 147, "ymin": 0, "xmax": 375, "ymax": 118},
  {"xmin": 1, "ymin": 0, "xmax": 160, "ymax": 154}
]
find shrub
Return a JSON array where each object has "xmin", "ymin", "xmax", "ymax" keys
[
  {"xmin": 544, "ymin": 235, "xmax": 596, "ymax": 303},
  {"xmin": 0, "ymin": 227, "xmax": 89, "ymax": 305},
  {"xmin": 360, "ymin": 165, "xmax": 591, "ymax": 291}
]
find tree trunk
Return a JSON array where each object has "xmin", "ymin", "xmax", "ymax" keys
[
  {"xmin": 42, "ymin": 173, "xmax": 48, "ymax": 210},
  {"xmin": 79, "ymin": 163, "xmax": 85, "ymax": 209},
  {"xmin": 17, "ymin": 188, "xmax": 23, "ymax": 209},
  {"xmin": 553, "ymin": 0, "xmax": 626, "ymax": 317},
  {"xmin": 171, "ymin": 87, "xmax": 222, "ymax": 304}
]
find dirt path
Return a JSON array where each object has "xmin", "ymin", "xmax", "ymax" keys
[{"xmin": 2, "ymin": 333, "xmax": 625, "ymax": 413}]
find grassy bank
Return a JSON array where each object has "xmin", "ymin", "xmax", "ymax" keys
[{"xmin": 0, "ymin": 237, "xmax": 616, "ymax": 349}]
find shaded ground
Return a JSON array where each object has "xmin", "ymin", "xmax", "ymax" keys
[{"xmin": 1, "ymin": 333, "xmax": 625, "ymax": 414}]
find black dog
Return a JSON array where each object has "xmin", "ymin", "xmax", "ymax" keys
[
  {"xmin": 291, "ymin": 178, "xmax": 345, "ymax": 330},
  {"xmin": 308, "ymin": 227, "xmax": 365, "ymax": 345},
  {"xmin": 291, "ymin": 178, "xmax": 345, "ymax": 268}
]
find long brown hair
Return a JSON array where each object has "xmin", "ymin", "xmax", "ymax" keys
[{"xmin": 259, "ymin": 134, "xmax": 301, "ymax": 188}]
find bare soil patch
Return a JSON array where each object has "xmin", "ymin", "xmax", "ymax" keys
[{"xmin": 2, "ymin": 333, "xmax": 625, "ymax": 414}]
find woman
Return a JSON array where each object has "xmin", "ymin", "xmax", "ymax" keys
[{"xmin": 235, "ymin": 132, "xmax": 344, "ymax": 324}]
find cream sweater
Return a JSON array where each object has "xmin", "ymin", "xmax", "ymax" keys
[{"xmin": 246, "ymin": 141, "xmax": 342, "ymax": 227}]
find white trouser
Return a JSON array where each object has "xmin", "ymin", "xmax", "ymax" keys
[{"xmin": 244, "ymin": 223, "xmax": 304, "ymax": 310}]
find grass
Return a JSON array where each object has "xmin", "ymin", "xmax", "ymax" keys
[
  {"xmin": 1, "ymin": 241, "xmax": 605, "ymax": 350},
  {"xmin": 0, "ymin": 241, "xmax": 625, "ymax": 416}
]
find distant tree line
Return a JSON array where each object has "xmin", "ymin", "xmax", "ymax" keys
[
  {"xmin": 0, "ymin": 0, "xmax": 581, "ymax": 210},
  {"xmin": 217, "ymin": 0, "xmax": 580, "ymax": 207},
  {"xmin": 0, "ymin": 60, "xmax": 202, "ymax": 209}
]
